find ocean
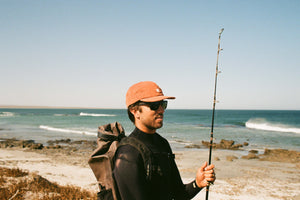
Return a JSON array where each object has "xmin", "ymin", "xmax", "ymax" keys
[{"xmin": 0, "ymin": 109, "xmax": 299, "ymax": 152}]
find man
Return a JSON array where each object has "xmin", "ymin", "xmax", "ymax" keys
[{"xmin": 113, "ymin": 81, "xmax": 215, "ymax": 200}]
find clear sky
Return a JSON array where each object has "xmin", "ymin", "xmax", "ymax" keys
[{"xmin": 1, "ymin": 1, "xmax": 299, "ymax": 110}]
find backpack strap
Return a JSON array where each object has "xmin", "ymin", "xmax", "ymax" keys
[{"xmin": 118, "ymin": 137, "xmax": 153, "ymax": 180}]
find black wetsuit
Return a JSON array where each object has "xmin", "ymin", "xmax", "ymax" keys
[{"xmin": 113, "ymin": 128, "xmax": 201, "ymax": 200}]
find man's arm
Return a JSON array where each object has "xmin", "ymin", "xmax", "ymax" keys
[
  {"xmin": 113, "ymin": 145, "xmax": 151, "ymax": 200},
  {"xmin": 169, "ymin": 155, "xmax": 202, "ymax": 199}
]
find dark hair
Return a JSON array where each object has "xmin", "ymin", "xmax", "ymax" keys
[{"xmin": 127, "ymin": 101, "xmax": 140, "ymax": 123}]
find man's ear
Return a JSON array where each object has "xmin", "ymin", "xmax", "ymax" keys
[
  {"xmin": 130, "ymin": 107, "xmax": 140, "ymax": 120},
  {"xmin": 129, "ymin": 107, "xmax": 138, "ymax": 118}
]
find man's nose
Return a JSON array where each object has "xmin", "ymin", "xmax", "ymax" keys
[{"xmin": 157, "ymin": 105, "xmax": 165, "ymax": 113}]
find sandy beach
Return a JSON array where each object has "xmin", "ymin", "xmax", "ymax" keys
[{"xmin": 0, "ymin": 140, "xmax": 299, "ymax": 200}]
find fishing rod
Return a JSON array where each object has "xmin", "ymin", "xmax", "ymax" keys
[{"xmin": 206, "ymin": 28, "xmax": 224, "ymax": 200}]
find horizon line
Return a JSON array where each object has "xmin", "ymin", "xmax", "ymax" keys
[{"xmin": 0, "ymin": 105, "xmax": 299, "ymax": 111}]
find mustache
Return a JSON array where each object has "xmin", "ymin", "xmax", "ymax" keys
[{"xmin": 155, "ymin": 114, "xmax": 164, "ymax": 118}]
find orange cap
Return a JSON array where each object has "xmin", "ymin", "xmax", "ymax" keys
[{"xmin": 126, "ymin": 81, "xmax": 175, "ymax": 107}]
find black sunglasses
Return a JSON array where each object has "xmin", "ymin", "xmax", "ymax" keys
[{"xmin": 138, "ymin": 101, "xmax": 168, "ymax": 111}]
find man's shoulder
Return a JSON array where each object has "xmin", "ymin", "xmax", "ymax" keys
[
  {"xmin": 154, "ymin": 132, "xmax": 168, "ymax": 141},
  {"xmin": 154, "ymin": 132, "xmax": 171, "ymax": 146},
  {"xmin": 116, "ymin": 143, "xmax": 142, "ymax": 162}
]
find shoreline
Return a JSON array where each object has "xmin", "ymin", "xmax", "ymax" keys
[
  {"xmin": 1, "ymin": 106, "xmax": 299, "ymax": 111},
  {"xmin": 0, "ymin": 139, "xmax": 299, "ymax": 199}
]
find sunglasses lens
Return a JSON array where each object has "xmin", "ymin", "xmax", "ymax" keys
[
  {"xmin": 150, "ymin": 102, "xmax": 159, "ymax": 110},
  {"xmin": 150, "ymin": 101, "xmax": 167, "ymax": 110},
  {"xmin": 161, "ymin": 101, "xmax": 168, "ymax": 110},
  {"xmin": 139, "ymin": 101, "xmax": 168, "ymax": 110}
]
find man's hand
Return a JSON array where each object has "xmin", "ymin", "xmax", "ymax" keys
[{"xmin": 195, "ymin": 162, "xmax": 216, "ymax": 188}]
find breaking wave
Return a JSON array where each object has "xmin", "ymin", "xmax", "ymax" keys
[
  {"xmin": 245, "ymin": 118, "xmax": 300, "ymax": 134},
  {"xmin": 54, "ymin": 114, "xmax": 68, "ymax": 116},
  {"xmin": 0, "ymin": 112, "xmax": 15, "ymax": 117},
  {"xmin": 79, "ymin": 112, "xmax": 116, "ymax": 117},
  {"xmin": 39, "ymin": 125, "xmax": 96, "ymax": 136}
]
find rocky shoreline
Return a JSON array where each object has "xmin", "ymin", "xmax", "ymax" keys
[
  {"xmin": 0, "ymin": 138, "xmax": 97, "ymax": 150},
  {"xmin": 200, "ymin": 139, "xmax": 248, "ymax": 150},
  {"xmin": 1, "ymin": 137, "xmax": 300, "ymax": 165},
  {"xmin": 186, "ymin": 138, "xmax": 300, "ymax": 163}
]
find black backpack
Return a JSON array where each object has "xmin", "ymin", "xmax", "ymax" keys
[{"xmin": 88, "ymin": 122, "xmax": 152, "ymax": 200}]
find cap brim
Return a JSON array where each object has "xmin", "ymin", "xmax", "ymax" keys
[{"xmin": 140, "ymin": 96, "xmax": 175, "ymax": 102}]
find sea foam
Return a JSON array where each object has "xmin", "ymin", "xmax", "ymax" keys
[
  {"xmin": 245, "ymin": 118, "xmax": 300, "ymax": 134},
  {"xmin": 0, "ymin": 112, "xmax": 15, "ymax": 117},
  {"xmin": 79, "ymin": 112, "xmax": 116, "ymax": 117},
  {"xmin": 39, "ymin": 125, "xmax": 96, "ymax": 136}
]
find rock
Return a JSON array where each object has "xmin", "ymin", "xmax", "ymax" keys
[
  {"xmin": 214, "ymin": 157, "xmax": 220, "ymax": 161},
  {"xmin": 201, "ymin": 141, "xmax": 217, "ymax": 148},
  {"xmin": 220, "ymin": 139, "xmax": 234, "ymax": 147},
  {"xmin": 202, "ymin": 139, "xmax": 244, "ymax": 150},
  {"xmin": 249, "ymin": 150, "xmax": 259, "ymax": 154},
  {"xmin": 29, "ymin": 143, "xmax": 44, "ymax": 150},
  {"xmin": 232, "ymin": 144, "xmax": 243, "ymax": 149},
  {"xmin": 0, "ymin": 139, "xmax": 36, "ymax": 148},
  {"xmin": 46, "ymin": 145, "xmax": 62, "ymax": 149},
  {"xmin": 260, "ymin": 149, "xmax": 300, "ymax": 163},
  {"xmin": 226, "ymin": 155, "xmax": 238, "ymax": 161},
  {"xmin": 241, "ymin": 153, "xmax": 259, "ymax": 160},
  {"xmin": 18, "ymin": 140, "xmax": 35, "ymax": 148},
  {"xmin": 47, "ymin": 139, "xmax": 71, "ymax": 145},
  {"xmin": 0, "ymin": 142, "xmax": 8, "ymax": 148},
  {"xmin": 243, "ymin": 142, "xmax": 249, "ymax": 146},
  {"xmin": 71, "ymin": 140, "xmax": 85, "ymax": 145},
  {"xmin": 184, "ymin": 144, "xmax": 201, "ymax": 149},
  {"xmin": 0, "ymin": 138, "xmax": 44, "ymax": 149}
]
